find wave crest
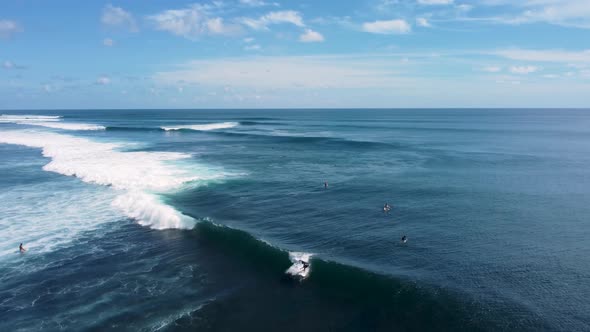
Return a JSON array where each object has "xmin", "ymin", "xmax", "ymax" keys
[
  {"xmin": 161, "ymin": 122, "xmax": 238, "ymax": 131},
  {"xmin": 0, "ymin": 114, "xmax": 104, "ymax": 131}
]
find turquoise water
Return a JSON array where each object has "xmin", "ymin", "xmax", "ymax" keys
[{"xmin": 1, "ymin": 109, "xmax": 589, "ymax": 331}]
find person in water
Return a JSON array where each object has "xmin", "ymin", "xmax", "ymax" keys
[
  {"xmin": 383, "ymin": 203, "xmax": 391, "ymax": 212},
  {"xmin": 19, "ymin": 243, "xmax": 26, "ymax": 252},
  {"xmin": 401, "ymin": 235, "xmax": 407, "ymax": 243},
  {"xmin": 324, "ymin": 181, "xmax": 328, "ymax": 189}
]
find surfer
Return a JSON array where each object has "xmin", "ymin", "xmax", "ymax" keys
[
  {"xmin": 401, "ymin": 235, "xmax": 407, "ymax": 243},
  {"xmin": 383, "ymin": 203, "xmax": 391, "ymax": 212},
  {"xmin": 19, "ymin": 243, "xmax": 26, "ymax": 252},
  {"xmin": 324, "ymin": 181, "xmax": 328, "ymax": 189},
  {"xmin": 301, "ymin": 261, "xmax": 309, "ymax": 270}
]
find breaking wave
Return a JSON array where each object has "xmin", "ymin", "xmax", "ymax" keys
[
  {"xmin": 0, "ymin": 114, "xmax": 105, "ymax": 131},
  {"xmin": 0, "ymin": 131, "xmax": 225, "ymax": 229},
  {"xmin": 161, "ymin": 122, "xmax": 239, "ymax": 131}
]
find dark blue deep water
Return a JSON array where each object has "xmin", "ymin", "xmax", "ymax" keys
[{"xmin": 1, "ymin": 109, "xmax": 589, "ymax": 331}]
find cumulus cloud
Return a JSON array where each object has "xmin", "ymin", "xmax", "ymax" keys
[
  {"xmin": 509, "ymin": 65, "xmax": 539, "ymax": 74},
  {"xmin": 103, "ymin": 38, "xmax": 114, "ymax": 46},
  {"xmin": 299, "ymin": 29, "xmax": 324, "ymax": 42},
  {"xmin": 240, "ymin": 10, "xmax": 304, "ymax": 30},
  {"xmin": 362, "ymin": 19, "xmax": 411, "ymax": 34},
  {"xmin": 0, "ymin": 19, "xmax": 22, "ymax": 39},
  {"xmin": 101, "ymin": 4, "xmax": 138, "ymax": 32},
  {"xmin": 417, "ymin": 0, "xmax": 454, "ymax": 5},
  {"xmin": 148, "ymin": 5, "xmax": 241, "ymax": 38},
  {"xmin": 96, "ymin": 76, "xmax": 111, "ymax": 85}
]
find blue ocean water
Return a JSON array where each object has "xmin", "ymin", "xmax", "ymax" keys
[{"xmin": 1, "ymin": 109, "xmax": 589, "ymax": 331}]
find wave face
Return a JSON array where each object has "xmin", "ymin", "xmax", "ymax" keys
[
  {"xmin": 0, "ymin": 114, "xmax": 105, "ymax": 131},
  {"xmin": 0, "ymin": 131, "xmax": 222, "ymax": 229},
  {"xmin": 161, "ymin": 122, "xmax": 239, "ymax": 131}
]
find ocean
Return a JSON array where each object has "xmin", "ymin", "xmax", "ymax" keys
[{"xmin": 0, "ymin": 109, "xmax": 589, "ymax": 331}]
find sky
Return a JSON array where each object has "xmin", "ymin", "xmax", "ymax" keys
[{"xmin": 1, "ymin": 0, "xmax": 589, "ymax": 109}]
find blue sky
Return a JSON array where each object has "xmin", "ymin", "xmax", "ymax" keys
[{"xmin": 1, "ymin": 0, "xmax": 589, "ymax": 109}]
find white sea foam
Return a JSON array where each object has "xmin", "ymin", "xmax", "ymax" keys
[
  {"xmin": 0, "ymin": 115, "xmax": 61, "ymax": 122},
  {"xmin": 0, "ymin": 131, "xmax": 222, "ymax": 230},
  {"xmin": 161, "ymin": 122, "xmax": 238, "ymax": 131},
  {"xmin": 0, "ymin": 114, "xmax": 104, "ymax": 131},
  {"xmin": 286, "ymin": 251, "xmax": 313, "ymax": 279},
  {"xmin": 0, "ymin": 184, "xmax": 119, "ymax": 259},
  {"xmin": 112, "ymin": 191, "xmax": 196, "ymax": 230},
  {"xmin": 17, "ymin": 121, "xmax": 106, "ymax": 131}
]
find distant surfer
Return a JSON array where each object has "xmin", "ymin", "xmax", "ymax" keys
[
  {"xmin": 383, "ymin": 203, "xmax": 391, "ymax": 213},
  {"xmin": 19, "ymin": 243, "xmax": 26, "ymax": 252},
  {"xmin": 401, "ymin": 235, "xmax": 407, "ymax": 244},
  {"xmin": 324, "ymin": 181, "xmax": 328, "ymax": 189}
]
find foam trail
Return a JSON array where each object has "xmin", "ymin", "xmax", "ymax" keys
[
  {"xmin": 0, "ymin": 131, "xmax": 221, "ymax": 229},
  {"xmin": 0, "ymin": 114, "xmax": 104, "ymax": 131},
  {"xmin": 161, "ymin": 122, "xmax": 238, "ymax": 131}
]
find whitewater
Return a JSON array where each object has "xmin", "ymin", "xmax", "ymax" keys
[
  {"xmin": 0, "ymin": 130, "xmax": 222, "ymax": 230},
  {"xmin": 0, "ymin": 114, "xmax": 105, "ymax": 131}
]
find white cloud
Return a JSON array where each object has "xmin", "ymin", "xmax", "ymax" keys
[
  {"xmin": 495, "ymin": 49, "xmax": 590, "ymax": 63},
  {"xmin": 153, "ymin": 56, "xmax": 404, "ymax": 89},
  {"xmin": 417, "ymin": 0, "xmax": 454, "ymax": 5},
  {"xmin": 103, "ymin": 38, "xmax": 114, "ymax": 46},
  {"xmin": 148, "ymin": 5, "xmax": 241, "ymax": 38},
  {"xmin": 0, "ymin": 19, "xmax": 22, "ymax": 39},
  {"xmin": 299, "ymin": 29, "xmax": 324, "ymax": 42},
  {"xmin": 480, "ymin": 0, "xmax": 590, "ymax": 29},
  {"xmin": 510, "ymin": 65, "xmax": 539, "ymax": 74},
  {"xmin": 416, "ymin": 18, "xmax": 431, "ymax": 27},
  {"xmin": 362, "ymin": 19, "xmax": 411, "ymax": 34},
  {"xmin": 456, "ymin": 4, "xmax": 473, "ymax": 12},
  {"xmin": 244, "ymin": 44, "xmax": 261, "ymax": 51},
  {"xmin": 2, "ymin": 60, "xmax": 25, "ymax": 70},
  {"xmin": 241, "ymin": 10, "xmax": 305, "ymax": 30},
  {"xmin": 206, "ymin": 17, "xmax": 232, "ymax": 34},
  {"xmin": 43, "ymin": 84, "xmax": 53, "ymax": 93},
  {"xmin": 239, "ymin": 0, "xmax": 277, "ymax": 7},
  {"xmin": 96, "ymin": 76, "xmax": 111, "ymax": 85},
  {"xmin": 482, "ymin": 66, "xmax": 502, "ymax": 72},
  {"xmin": 243, "ymin": 37, "xmax": 255, "ymax": 43},
  {"xmin": 101, "ymin": 5, "xmax": 138, "ymax": 32}
]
